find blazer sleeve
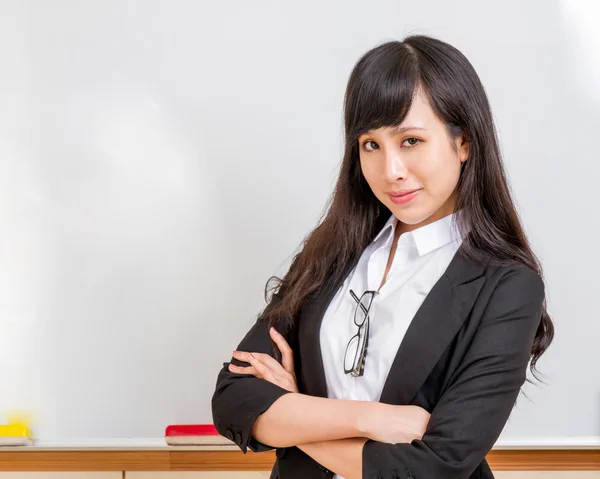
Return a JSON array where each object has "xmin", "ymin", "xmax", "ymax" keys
[
  {"xmin": 211, "ymin": 293, "xmax": 293, "ymax": 454},
  {"xmin": 362, "ymin": 264, "xmax": 546, "ymax": 479}
]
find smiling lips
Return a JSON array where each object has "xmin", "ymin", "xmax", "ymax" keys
[{"xmin": 389, "ymin": 188, "xmax": 422, "ymax": 205}]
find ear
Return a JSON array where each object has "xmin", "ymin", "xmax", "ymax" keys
[{"xmin": 458, "ymin": 135, "xmax": 470, "ymax": 163}]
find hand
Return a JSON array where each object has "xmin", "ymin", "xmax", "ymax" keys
[
  {"xmin": 359, "ymin": 403, "xmax": 431, "ymax": 445},
  {"xmin": 228, "ymin": 327, "xmax": 299, "ymax": 393}
]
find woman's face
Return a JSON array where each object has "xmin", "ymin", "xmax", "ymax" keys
[{"xmin": 358, "ymin": 91, "xmax": 469, "ymax": 232}]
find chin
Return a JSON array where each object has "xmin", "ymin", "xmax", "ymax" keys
[
  {"xmin": 397, "ymin": 214, "xmax": 431, "ymax": 227},
  {"xmin": 390, "ymin": 206, "xmax": 441, "ymax": 229}
]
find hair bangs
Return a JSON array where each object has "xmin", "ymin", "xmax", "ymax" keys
[{"xmin": 345, "ymin": 44, "xmax": 421, "ymax": 142}]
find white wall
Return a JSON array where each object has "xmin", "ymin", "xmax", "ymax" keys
[{"xmin": 0, "ymin": 0, "xmax": 598, "ymax": 444}]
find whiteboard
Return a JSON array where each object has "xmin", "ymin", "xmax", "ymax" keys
[{"xmin": 1, "ymin": 0, "xmax": 598, "ymax": 446}]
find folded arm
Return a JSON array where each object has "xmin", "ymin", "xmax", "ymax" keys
[
  {"xmin": 211, "ymin": 294, "xmax": 373, "ymax": 452},
  {"xmin": 212, "ymin": 295, "xmax": 430, "ymax": 453}
]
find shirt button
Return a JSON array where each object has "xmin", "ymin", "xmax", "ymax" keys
[
  {"xmin": 225, "ymin": 430, "xmax": 234, "ymax": 441},
  {"xmin": 234, "ymin": 432, "xmax": 242, "ymax": 445}
]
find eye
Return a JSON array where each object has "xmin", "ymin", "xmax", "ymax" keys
[
  {"xmin": 402, "ymin": 137, "xmax": 421, "ymax": 148},
  {"xmin": 360, "ymin": 137, "xmax": 422, "ymax": 152},
  {"xmin": 361, "ymin": 140, "xmax": 379, "ymax": 152}
]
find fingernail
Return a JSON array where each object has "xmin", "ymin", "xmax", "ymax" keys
[
  {"xmin": 270, "ymin": 327, "xmax": 279, "ymax": 336},
  {"xmin": 232, "ymin": 350, "xmax": 240, "ymax": 357},
  {"xmin": 229, "ymin": 364, "xmax": 238, "ymax": 370}
]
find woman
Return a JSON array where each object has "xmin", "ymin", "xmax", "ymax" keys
[{"xmin": 211, "ymin": 34, "xmax": 554, "ymax": 479}]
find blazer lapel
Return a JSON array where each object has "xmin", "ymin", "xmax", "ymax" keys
[
  {"xmin": 379, "ymin": 249, "xmax": 486, "ymax": 405},
  {"xmin": 298, "ymin": 255, "xmax": 360, "ymax": 398}
]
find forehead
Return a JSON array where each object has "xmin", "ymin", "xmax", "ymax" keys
[{"xmin": 402, "ymin": 92, "xmax": 436, "ymax": 124}]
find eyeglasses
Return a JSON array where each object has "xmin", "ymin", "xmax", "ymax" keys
[{"xmin": 343, "ymin": 289, "xmax": 378, "ymax": 377}]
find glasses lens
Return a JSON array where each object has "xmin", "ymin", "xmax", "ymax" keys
[
  {"xmin": 344, "ymin": 321, "xmax": 369, "ymax": 374},
  {"xmin": 344, "ymin": 333, "xmax": 359, "ymax": 372},
  {"xmin": 354, "ymin": 292, "xmax": 374, "ymax": 327}
]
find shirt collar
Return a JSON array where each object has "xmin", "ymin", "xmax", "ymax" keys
[
  {"xmin": 372, "ymin": 214, "xmax": 397, "ymax": 245},
  {"xmin": 372, "ymin": 212, "xmax": 462, "ymax": 256}
]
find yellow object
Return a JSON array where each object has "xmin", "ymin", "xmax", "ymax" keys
[
  {"xmin": 0, "ymin": 424, "xmax": 32, "ymax": 439},
  {"xmin": 0, "ymin": 410, "xmax": 34, "ymax": 445}
]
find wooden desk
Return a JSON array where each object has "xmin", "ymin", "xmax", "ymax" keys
[{"xmin": 0, "ymin": 438, "xmax": 599, "ymax": 471}]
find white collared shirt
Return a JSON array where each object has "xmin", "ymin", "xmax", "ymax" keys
[{"xmin": 320, "ymin": 212, "xmax": 463, "ymax": 404}]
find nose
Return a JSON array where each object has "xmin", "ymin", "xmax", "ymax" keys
[{"xmin": 382, "ymin": 149, "xmax": 408, "ymax": 183}]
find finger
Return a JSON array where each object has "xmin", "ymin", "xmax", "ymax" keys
[
  {"xmin": 228, "ymin": 363, "xmax": 260, "ymax": 377},
  {"xmin": 269, "ymin": 327, "xmax": 295, "ymax": 373},
  {"xmin": 244, "ymin": 352, "xmax": 277, "ymax": 382},
  {"xmin": 231, "ymin": 360, "xmax": 294, "ymax": 392},
  {"xmin": 233, "ymin": 351, "xmax": 285, "ymax": 384},
  {"xmin": 251, "ymin": 352, "xmax": 289, "ymax": 375},
  {"xmin": 251, "ymin": 353, "xmax": 297, "ymax": 392},
  {"xmin": 232, "ymin": 350, "xmax": 260, "ymax": 366}
]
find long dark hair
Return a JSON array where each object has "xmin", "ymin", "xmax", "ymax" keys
[{"xmin": 262, "ymin": 34, "xmax": 553, "ymax": 377}]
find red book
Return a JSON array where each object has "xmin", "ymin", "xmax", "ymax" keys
[{"xmin": 164, "ymin": 424, "xmax": 231, "ymax": 446}]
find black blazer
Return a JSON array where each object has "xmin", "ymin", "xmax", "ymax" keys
[{"xmin": 211, "ymin": 248, "xmax": 545, "ymax": 479}]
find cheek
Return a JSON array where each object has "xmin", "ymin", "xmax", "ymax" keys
[
  {"xmin": 419, "ymin": 152, "xmax": 461, "ymax": 193},
  {"xmin": 360, "ymin": 160, "xmax": 381, "ymax": 190}
]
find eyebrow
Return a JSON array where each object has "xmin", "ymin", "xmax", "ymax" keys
[{"xmin": 360, "ymin": 125, "xmax": 427, "ymax": 137}]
